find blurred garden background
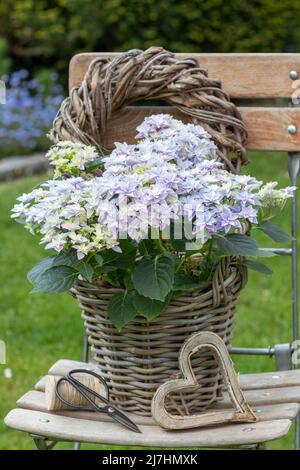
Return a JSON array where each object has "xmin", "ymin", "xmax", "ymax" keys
[
  {"xmin": 1, "ymin": 0, "xmax": 300, "ymax": 159},
  {"xmin": 0, "ymin": 0, "xmax": 300, "ymax": 450}
]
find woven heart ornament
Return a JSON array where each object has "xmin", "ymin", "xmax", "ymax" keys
[{"xmin": 151, "ymin": 332, "xmax": 256, "ymax": 430}]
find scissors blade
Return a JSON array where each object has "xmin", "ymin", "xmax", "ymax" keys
[{"xmin": 109, "ymin": 409, "xmax": 142, "ymax": 433}]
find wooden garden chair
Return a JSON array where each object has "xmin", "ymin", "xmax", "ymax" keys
[{"xmin": 4, "ymin": 52, "xmax": 300, "ymax": 450}]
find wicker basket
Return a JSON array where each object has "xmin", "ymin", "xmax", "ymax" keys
[{"xmin": 71, "ymin": 257, "xmax": 247, "ymax": 416}]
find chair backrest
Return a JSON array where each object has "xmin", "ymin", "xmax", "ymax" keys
[
  {"xmin": 69, "ymin": 52, "xmax": 299, "ymax": 357},
  {"xmin": 69, "ymin": 52, "xmax": 300, "ymax": 153}
]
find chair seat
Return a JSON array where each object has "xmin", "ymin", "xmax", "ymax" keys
[{"xmin": 4, "ymin": 359, "xmax": 300, "ymax": 448}]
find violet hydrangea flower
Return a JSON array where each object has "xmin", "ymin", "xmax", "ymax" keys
[{"xmin": 12, "ymin": 115, "xmax": 295, "ymax": 259}]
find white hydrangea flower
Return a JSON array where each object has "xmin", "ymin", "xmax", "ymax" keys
[
  {"xmin": 12, "ymin": 115, "xmax": 296, "ymax": 260},
  {"xmin": 46, "ymin": 141, "xmax": 100, "ymax": 177}
]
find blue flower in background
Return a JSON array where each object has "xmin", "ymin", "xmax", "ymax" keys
[{"xmin": 0, "ymin": 70, "xmax": 64, "ymax": 157}]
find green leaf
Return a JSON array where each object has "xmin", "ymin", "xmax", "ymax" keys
[
  {"xmin": 259, "ymin": 221, "xmax": 291, "ymax": 243},
  {"xmin": 100, "ymin": 265, "xmax": 118, "ymax": 273},
  {"xmin": 138, "ymin": 239, "xmax": 154, "ymax": 256},
  {"xmin": 52, "ymin": 250, "xmax": 79, "ymax": 268},
  {"xmin": 132, "ymin": 255, "xmax": 176, "ymax": 301},
  {"xmin": 85, "ymin": 157, "xmax": 104, "ymax": 172},
  {"xmin": 77, "ymin": 262, "xmax": 94, "ymax": 282},
  {"xmin": 244, "ymin": 259, "xmax": 273, "ymax": 275},
  {"xmin": 28, "ymin": 252, "xmax": 82, "ymax": 287},
  {"xmin": 164, "ymin": 252, "xmax": 181, "ymax": 270},
  {"xmin": 104, "ymin": 269, "xmax": 126, "ymax": 287},
  {"xmin": 99, "ymin": 239, "xmax": 137, "ymax": 272},
  {"xmin": 216, "ymin": 233, "xmax": 259, "ymax": 257},
  {"xmin": 27, "ymin": 256, "xmax": 56, "ymax": 284},
  {"xmin": 94, "ymin": 254, "xmax": 104, "ymax": 266},
  {"xmin": 169, "ymin": 220, "xmax": 192, "ymax": 252},
  {"xmin": 124, "ymin": 271, "xmax": 134, "ymax": 290},
  {"xmin": 132, "ymin": 292, "xmax": 169, "ymax": 320},
  {"xmin": 107, "ymin": 291, "xmax": 138, "ymax": 331},
  {"xmin": 173, "ymin": 273, "xmax": 200, "ymax": 291},
  {"xmin": 31, "ymin": 266, "xmax": 76, "ymax": 293},
  {"xmin": 170, "ymin": 237, "xmax": 188, "ymax": 252}
]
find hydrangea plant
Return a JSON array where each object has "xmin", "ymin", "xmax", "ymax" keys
[{"xmin": 12, "ymin": 115, "xmax": 295, "ymax": 330}]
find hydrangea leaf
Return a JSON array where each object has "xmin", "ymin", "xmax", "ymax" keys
[
  {"xmin": 99, "ymin": 240, "xmax": 137, "ymax": 272},
  {"xmin": 132, "ymin": 292, "xmax": 170, "ymax": 320},
  {"xmin": 216, "ymin": 233, "xmax": 259, "ymax": 257},
  {"xmin": 259, "ymin": 221, "xmax": 291, "ymax": 243},
  {"xmin": 132, "ymin": 255, "xmax": 175, "ymax": 301},
  {"xmin": 107, "ymin": 291, "xmax": 138, "ymax": 331},
  {"xmin": 76, "ymin": 262, "xmax": 94, "ymax": 282},
  {"xmin": 31, "ymin": 266, "xmax": 77, "ymax": 293},
  {"xmin": 85, "ymin": 157, "xmax": 104, "ymax": 172},
  {"xmin": 173, "ymin": 273, "xmax": 200, "ymax": 291},
  {"xmin": 27, "ymin": 256, "xmax": 56, "ymax": 284},
  {"xmin": 244, "ymin": 259, "xmax": 272, "ymax": 275},
  {"xmin": 52, "ymin": 250, "xmax": 79, "ymax": 268}
]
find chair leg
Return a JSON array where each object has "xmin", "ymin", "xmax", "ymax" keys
[
  {"xmin": 74, "ymin": 330, "xmax": 89, "ymax": 451},
  {"xmin": 294, "ymin": 412, "xmax": 300, "ymax": 450},
  {"xmin": 30, "ymin": 434, "xmax": 57, "ymax": 450},
  {"xmin": 256, "ymin": 443, "xmax": 267, "ymax": 450},
  {"xmin": 240, "ymin": 443, "xmax": 267, "ymax": 450}
]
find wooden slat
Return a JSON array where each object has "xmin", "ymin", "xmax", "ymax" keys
[
  {"xmin": 4, "ymin": 408, "xmax": 292, "ymax": 447},
  {"xmin": 34, "ymin": 359, "xmax": 300, "ymax": 392},
  {"xmin": 221, "ymin": 386, "xmax": 300, "ymax": 407},
  {"xmin": 35, "ymin": 376, "xmax": 47, "ymax": 391},
  {"xmin": 69, "ymin": 52, "xmax": 300, "ymax": 98},
  {"xmin": 59, "ymin": 105, "xmax": 300, "ymax": 151},
  {"xmin": 239, "ymin": 370, "xmax": 300, "ymax": 390},
  {"xmin": 34, "ymin": 377, "xmax": 300, "ymax": 407},
  {"xmin": 34, "ymin": 360, "xmax": 102, "ymax": 392},
  {"xmin": 242, "ymin": 107, "xmax": 300, "ymax": 151},
  {"xmin": 48, "ymin": 359, "xmax": 92, "ymax": 376},
  {"xmin": 16, "ymin": 390, "xmax": 300, "ymax": 424}
]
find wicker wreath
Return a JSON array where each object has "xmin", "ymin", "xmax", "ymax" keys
[{"xmin": 49, "ymin": 46, "xmax": 248, "ymax": 173}]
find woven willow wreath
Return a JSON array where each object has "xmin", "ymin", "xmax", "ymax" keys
[{"xmin": 49, "ymin": 47, "xmax": 248, "ymax": 173}]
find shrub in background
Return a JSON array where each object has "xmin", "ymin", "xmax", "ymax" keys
[
  {"xmin": 0, "ymin": 38, "xmax": 11, "ymax": 77},
  {"xmin": 0, "ymin": 0, "xmax": 299, "ymax": 83},
  {"xmin": 0, "ymin": 70, "xmax": 63, "ymax": 158}
]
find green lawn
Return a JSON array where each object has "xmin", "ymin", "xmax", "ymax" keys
[{"xmin": 0, "ymin": 152, "xmax": 298, "ymax": 450}]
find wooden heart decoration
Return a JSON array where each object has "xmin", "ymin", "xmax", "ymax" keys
[{"xmin": 151, "ymin": 331, "xmax": 256, "ymax": 430}]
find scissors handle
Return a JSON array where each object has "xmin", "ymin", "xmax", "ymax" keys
[
  {"xmin": 55, "ymin": 369, "xmax": 142, "ymax": 433},
  {"xmin": 68, "ymin": 369, "xmax": 110, "ymax": 403},
  {"xmin": 55, "ymin": 369, "xmax": 110, "ymax": 412}
]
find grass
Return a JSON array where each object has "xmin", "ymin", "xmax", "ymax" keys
[{"xmin": 0, "ymin": 151, "xmax": 298, "ymax": 450}]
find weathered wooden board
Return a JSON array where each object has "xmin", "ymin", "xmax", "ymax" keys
[
  {"xmin": 16, "ymin": 390, "xmax": 299, "ymax": 425},
  {"xmin": 239, "ymin": 370, "xmax": 300, "ymax": 390},
  {"xmin": 69, "ymin": 53, "xmax": 300, "ymax": 98},
  {"xmin": 4, "ymin": 408, "xmax": 292, "ymax": 447},
  {"xmin": 65, "ymin": 105, "xmax": 300, "ymax": 152},
  {"xmin": 220, "ymin": 386, "xmax": 300, "ymax": 407},
  {"xmin": 34, "ymin": 359, "xmax": 300, "ymax": 392}
]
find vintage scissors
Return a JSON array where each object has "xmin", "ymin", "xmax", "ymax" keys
[{"xmin": 55, "ymin": 368, "xmax": 141, "ymax": 433}]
